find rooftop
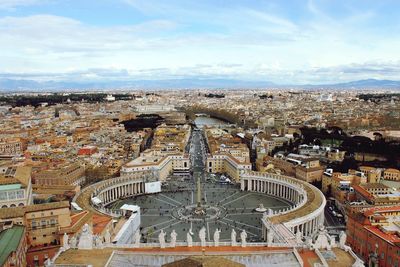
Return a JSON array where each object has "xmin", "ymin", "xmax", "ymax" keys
[
  {"xmin": 0, "ymin": 225, "xmax": 25, "ymax": 266},
  {"xmin": 0, "ymin": 201, "xmax": 69, "ymax": 219}
]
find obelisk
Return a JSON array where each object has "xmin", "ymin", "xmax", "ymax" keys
[{"xmin": 197, "ymin": 172, "xmax": 201, "ymax": 207}]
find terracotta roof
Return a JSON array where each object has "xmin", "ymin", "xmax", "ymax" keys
[
  {"xmin": 14, "ymin": 166, "xmax": 31, "ymax": 187},
  {"xmin": 353, "ymin": 185, "xmax": 374, "ymax": 200},
  {"xmin": 92, "ymin": 213, "xmax": 112, "ymax": 235},
  {"xmin": 0, "ymin": 177, "xmax": 20, "ymax": 186},
  {"xmin": 365, "ymin": 225, "xmax": 400, "ymax": 245},
  {"xmin": 363, "ymin": 205, "xmax": 400, "ymax": 217},
  {"xmin": 362, "ymin": 183, "xmax": 389, "ymax": 189},
  {"xmin": 60, "ymin": 210, "xmax": 92, "ymax": 235},
  {"xmin": 0, "ymin": 201, "xmax": 70, "ymax": 219}
]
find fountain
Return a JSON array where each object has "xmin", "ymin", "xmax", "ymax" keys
[{"xmin": 255, "ymin": 203, "xmax": 267, "ymax": 212}]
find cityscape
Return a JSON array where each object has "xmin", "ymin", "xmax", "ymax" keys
[{"xmin": 0, "ymin": 1, "xmax": 400, "ymax": 267}]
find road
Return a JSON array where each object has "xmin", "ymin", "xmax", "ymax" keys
[
  {"xmin": 189, "ymin": 129, "xmax": 207, "ymax": 178},
  {"xmin": 324, "ymin": 205, "xmax": 346, "ymax": 235}
]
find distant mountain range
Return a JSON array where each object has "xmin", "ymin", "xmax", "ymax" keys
[
  {"xmin": 0, "ymin": 78, "xmax": 399, "ymax": 92},
  {"xmin": 307, "ymin": 79, "xmax": 400, "ymax": 89}
]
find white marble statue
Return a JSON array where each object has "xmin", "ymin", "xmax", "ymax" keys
[
  {"xmin": 240, "ymin": 230, "xmax": 247, "ymax": 247},
  {"xmin": 104, "ymin": 229, "xmax": 111, "ymax": 244},
  {"xmin": 78, "ymin": 223, "xmax": 93, "ymax": 249},
  {"xmin": 213, "ymin": 228, "xmax": 221, "ymax": 247},
  {"xmin": 296, "ymin": 231, "xmax": 303, "ymax": 243},
  {"xmin": 330, "ymin": 236, "xmax": 336, "ymax": 247},
  {"xmin": 231, "ymin": 229, "xmax": 237, "ymax": 246},
  {"xmin": 187, "ymin": 230, "xmax": 193, "ymax": 247},
  {"xmin": 70, "ymin": 236, "xmax": 77, "ymax": 249},
  {"xmin": 339, "ymin": 231, "xmax": 347, "ymax": 248},
  {"xmin": 170, "ymin": 230, "xmax": 177, "ymax": 248},
  {"xmin": 159, "ymin": 229, "xmax": 166, "ymax": 248},
  {"xmin": 313, "ymin": 226, "xmax": 332, "ymax": 250},
  {"xmin": 267, "ymin": 229, "xmax": 274, "ymax": 246},
  {"xmin": 199, "ymin": 227, "xmax": 206, "ymax": 247},
  {"xmin": 95, "ymin": 235, "xmax": 103, "ymax": 248},
  {"xmin": 134, "ymin": 230, "xmax": 141, "ymax": 247},
  {"xmin": 63, "ymin": 233, "xmax": 70, "ymax": 249}
]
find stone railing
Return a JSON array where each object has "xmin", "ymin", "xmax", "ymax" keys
[{"xmin": 105, "ymin": 241, "xmax": 290, "ymax": 249}]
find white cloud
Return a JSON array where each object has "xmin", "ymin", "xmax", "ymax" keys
[
  {"xmin": 2, "ymin": 60, "xmax": 400, "ymax": 85},
  {"xmin": 0, "ymin": 1, "xmax": 399, "ymax": 84},
  {"xmin": 0, "ymin": 0, "xmax": 46, "ymax": 10}
]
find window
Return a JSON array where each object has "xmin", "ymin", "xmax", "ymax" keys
[{"xmin": 0, "ymin": 191, "xmax": 7, "ymax": 200}]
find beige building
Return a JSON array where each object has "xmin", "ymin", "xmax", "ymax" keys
[
  {"xmin": 384, "ymin": 168, "xmax": 400, "ymax": 181},
  {"xmin": 205, "ymin": 128, "xmax": 251, "ymax": 182},
  {"xmin": 327, "ymin": 150, "xmax": 346, "ymax": 162},
  {"xmin": 359, "ymin": 166, "xmax": 382, "ymax": 183},
  {"xmin": 361, "ymin": 183, "xmax": 391, "ymax": 195},
  {"xmin": 322, "ymin": 172, "xmax": 365, "ymax": 195},
  {"xmin": 260, "ymin": 154, "xmax": 324, "ymax": 183},
  {"xmin": 206, "ymin": 153, "xmax": 252, "ymax": 181},
  {"xmin": 121, "ymin": 151, "xmax": 190, "ymax": 181},
  {"xmin": 0, "ymin": 139, "xmax": 24, "ymax": 155},
  {"xmin": 121, "ymin": 125, "xmax": 192, "ymax": 181},
  {"xmin": 33, "ymin": 162, "xmax": 85, "ymax": 186},
  {"xmin": 0, "ymin": 166, "xmax": 33, "ymax": 208},
  {"xmin": 0, "ymin": 201, "xmax": 71, "ymax": 247}
]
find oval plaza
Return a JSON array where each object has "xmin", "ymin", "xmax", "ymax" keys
[{"xmin": 60, "ymin": 117, "xmax": 363, "ymax": 267}]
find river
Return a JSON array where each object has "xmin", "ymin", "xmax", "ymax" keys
[{"xmin": 194, "ymin": 116, "xmax": 229, "ymax": 127}]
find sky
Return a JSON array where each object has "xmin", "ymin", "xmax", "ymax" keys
[{"xmin": 0, "ymin": 0, "xmax": 400, "ymax": 84}]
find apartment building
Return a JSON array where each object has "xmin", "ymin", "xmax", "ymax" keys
[
  {"xmin": 0, "ymin": 166, "xmax": 33, "ymax": 208},
  {"xmin": 347, "ymin": 206, "xmax": 400, "ymax": 266},
  {"xmin": 205, "ymin": 128, "xmax": 251, "ymax": 181},
  {"xmin": 0, "ymin": 138, "xmax": 25, "ymax": 156},
  {"xmin": 120, "ymin": 125, "xmax": 192, "ymax": 181},
  {"xmin": 0, "ymin": 201, "xmax": 72, "ymax": 267},
  {"xmin": 33, "ymin": 162, "xmax": 85, "ymax": 186},
  {"xmin": 384, "ymin": 168, "xmax": 400, "ymax": 181}
]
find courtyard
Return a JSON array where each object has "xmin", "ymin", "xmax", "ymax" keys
[{"xmin": 110, "ymin": 176, "xmax": 291, "ymax": 243}]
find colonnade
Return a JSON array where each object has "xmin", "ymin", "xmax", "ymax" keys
[
  {"xmin": 90, "ymin": 176, "xmax": 146, "ymax": 208},
  {"xmin": 241, "ymin": 178, "xmax": 304, "ymax": 205},
  {"xmin": 98, "ymin": 181, "xmax": 144, "ymax": 205},
  {"xmin": 240, "ymin": 171, "xmax": 326, "ymax": 241}
]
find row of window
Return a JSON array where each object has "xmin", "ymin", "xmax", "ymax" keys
[
  {"xmin": 31, "ymin": 218, "xmax": 57, "ymax": 228},
  {"xmin": 0, "ymin": 189, "xmax": 25, "ymax": 200}
]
